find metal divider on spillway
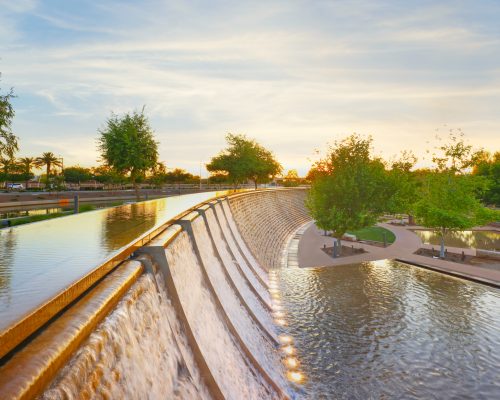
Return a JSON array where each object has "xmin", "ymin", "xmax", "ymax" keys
[{"xmin": 0, "ymin": 188, "xmax": 309, "ymax": 399}]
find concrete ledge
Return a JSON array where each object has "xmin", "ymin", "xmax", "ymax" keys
[
  {"xmin": 476, "ymin": 249, "xmax": 500, "ymax": 261},
  {"xmin": 0, "ymin": 261, "xmax": 143, "ymax": 400},
  {"xmin": 396, "ymin": 258, "xmax": 500, "ymax": 288}
]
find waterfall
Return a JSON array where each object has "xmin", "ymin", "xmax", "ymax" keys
[
  {"xmin": 220, "ymin": 201, "xmax": 270, "ymax": 284},
  {"xmin": 191, "ymin": 215, "xmax": 287, "ymax": 389},
  {"xmin": 205, "ymin": 208, "xmax": 275, "ymax": 335},
  {"xmin": 41, "ymin": 274, "xmax": 210, "ymax": 400},
  {"xmin": 214, "ymin": 202, "xmax": 272, "ymax": 306},
  {"xmin": 165, "ymin": 231, "xmax": 278, "ymax": 399}
]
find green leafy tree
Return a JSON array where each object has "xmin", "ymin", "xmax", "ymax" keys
[
  {"xmin": 415, "ymin": 132, "xmax": 498, "ymax": 258},
  {"xmin": 35, "ymin": 152, "xmax": 62, "ymax": 189},
  {"xmin": 387, "ymin": 150, "xmax": 420, "ymax": 224},
  {"xmin": 148, "ymin": 162, "xmax": 168, "ymax": 187},
  {"xmin": 414, "ymin": 172, "xmax": 497, "ymax": 258},
  {"xmin": 0, "ymin": 77, "xmax": 18, "ymax": 161},
  {"xmin": 207, "ymin": 133, "xmax": 282, "ymax": 189},
  {"xmin": 63, "ymin": 166, "xmax": 93, "ymax": 183},
  {"xmin": 283, "ymin": 169, "xmax": 300, "ymax": 187},
  {"xmin": 98, "ymin": 109, "xmax": 158, "ymax": 199},
  {"xmin": 472, "ymin": 151, "xmax": 500, "ymax": 206},
  {"xmin": 92, "ymin": 165, "xmax": 126, "ymax": 187},
  {"xmin": 306, "ymin": 134, "xmax": 392, "ymax": 255}
]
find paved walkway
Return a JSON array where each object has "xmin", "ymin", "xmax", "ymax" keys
[{"xmin": 298, "ymin": 223, "xmax": 500, "ymax": 286}]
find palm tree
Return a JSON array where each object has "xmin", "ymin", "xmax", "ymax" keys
[
  {"xmin": 35, "ymin": 152, "xmax": 62, "ymax": 188},
  {"xmin": 17, "ymin": 157, "xmax": 36, "ymax": 189}
]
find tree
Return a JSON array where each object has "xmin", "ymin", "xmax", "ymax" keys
[
  {"xmin": 17, "ymin": 157, "xmax": 36, "ymax": 189},
  {"xmin": 283, "ymin": 169, "xmax": 300, "ymax": 187},
  {"xmin": 0, "ymin": 76, "xmax": 18, "ymax": 161},
  {"xmin": 386, "ymin": 150, "xmax": 420, "ymax": 223},
  {"xmin": 472, "ymin": 151, "xmax": 500, "ymax": 206},
  {"xmin": 98, "ymin": 109, "xmax": 158, "ymax": 199},
  {"xmin": 414, "ymin": 132, "xmax": 498, "ymax": 258},
  {"xmin": 414, "ymin": 172, "xmax": 497, "ymax": 258},
  {"xmin": 207, "ymin": 133, "xmax": 282, "ymax": 189},
  {"xmin": 63, "ymin": 166, "xmax": 92, "ymax": 184},
  {"xmin": 35, "ymin": 152, "xmax": 62, "ymax": 189},
  {"xmin": 92, "ymin": 165, "xmax": 125, "ymax": 187},
  {"xmin": 306, "ymin": 134, "xmax": 392, "ymax": 256}
]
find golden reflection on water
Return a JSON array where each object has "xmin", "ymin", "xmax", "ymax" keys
[
  {"xmin": 414, "ymin": 230, "xmax": 500, "ymax": 250},
  {"xmin": 0, "ymin": 190, "xmax": 246, "ymax": 332}
]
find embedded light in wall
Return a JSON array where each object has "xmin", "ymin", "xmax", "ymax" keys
[
  {"xmin": 287, "ymin": 370, "xmax": 305, "ymax": 383},
  {"xmin": 281, "ymin": 345, "xmax": 295, "ymax": 355},
  {"xmin": 278, "ymin": 335, "xmax": 293, "ymax": 345},
  {"xmin": 284, "ymin": 357, "xmax": 299, "ymax": 369}
]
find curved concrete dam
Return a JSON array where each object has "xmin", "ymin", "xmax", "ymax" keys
[
  {"xmin": 0, "ymin": 189, "xmax": 310, "ymax": 399},
  {"xmin": 1, "ymin": 188, "xmax": 499, "ymax": 399}
]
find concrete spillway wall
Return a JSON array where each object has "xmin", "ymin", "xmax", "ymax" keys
[
  {"xmin": 228, "ymin": 189, "xmax": 310, "ymax": 271},
  {"xmin": 0, "ymin": 188, "xmax": 310, "ymax": 400}
]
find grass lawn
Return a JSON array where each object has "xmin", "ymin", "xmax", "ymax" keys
[{"xmin": 347, "ymin": 226, "xmax": 396, "ymax": 244}]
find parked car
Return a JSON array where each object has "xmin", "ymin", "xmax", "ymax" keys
[{"xmin": 6, "ymin": 183, "xmax": 25, "ymax": 190}]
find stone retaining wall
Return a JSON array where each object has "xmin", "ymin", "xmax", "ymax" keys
[{"xmin": 228, "ymin": 188, "xmax": 311, "ymax": 270}]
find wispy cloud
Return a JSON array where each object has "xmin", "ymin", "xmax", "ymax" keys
[{"xmin": 1, "ymin": 0, "xmax": 499, "ymax": 174}]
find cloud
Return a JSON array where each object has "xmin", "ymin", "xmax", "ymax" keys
[{"xmin": 1, "ymin": 0, "xmax": 499, "ymax": 175}]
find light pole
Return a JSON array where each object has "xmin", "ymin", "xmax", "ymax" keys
[{"xmin": 199, "ymin": 161, "xmax": 202, "ymax": 191}]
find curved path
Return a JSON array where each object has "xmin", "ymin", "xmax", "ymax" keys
[{"xmin": 298, "ymin": 223, "xmax": 500, "ymax": 286}]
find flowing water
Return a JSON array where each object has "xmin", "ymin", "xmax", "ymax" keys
[
  {"xmin": 278, "ymin": 259, "xmax": 500, "ymax": 399},
  {"xmin": 414, "ymin": 230, "xmax": 500, "ymax": 251},
  {"xmin": 221, "ymin": 201, "xmax": 269, "ymax": 285},
  {"xmin": 205, "ymin": 209, "xmax": 275, "ymax": 334},
  {"xmin": 214, "ymin": 203, "xmax": 271, "ymax": 306},
  {"xmin": 191, "ymin": 217, "xmax": 287, "ymax": 390},
  {"xmin": 165, "ymin": 231, "xmax": 277, "ymax": 399},
  {"xmin": 41, "ymin": 274, "xmax": 210, "ymax": 400},
  {"xmin": 0, "ymin": 191, "xmax": 240, "ymax": 336}
]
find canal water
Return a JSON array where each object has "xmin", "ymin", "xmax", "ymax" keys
[
  {"xmin": 279, "ymin": 260, "xmax": 500, "ymax": 399},
  {"xmin": 413, "ymin": 229, "xmax": 500, "ymax": 251},
  {"xmin": 0, "ymin": 191, "xmax": 240, "ymax": 335}
]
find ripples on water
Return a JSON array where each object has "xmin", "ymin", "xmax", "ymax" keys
[{"xmin": 279, "ymin": 260, "xmax": 500, "ymax": 399}]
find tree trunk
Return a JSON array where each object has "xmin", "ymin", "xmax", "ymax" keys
[
  {"xmin": 46, "ymin": 165, "xmax": 50, "ymax": 190},
  {"xmin": 337, "ymin": 238, "xmax": 342, "ymax": 256},
  {"xmin": 253, "ymin": 179, "xmax": 257, "ymax": 190},
  {"xmin": 133, "ymin": 181, "xmax": 140, "ymax": 201},
  {"xmin": 439, "ymin": 229, "xmax": 445, "ymax": 259},
  {"xmin": 408, "ymin": 214, "xmax": 415, "ymax": 225}
]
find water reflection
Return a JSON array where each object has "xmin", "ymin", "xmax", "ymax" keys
[
  {"xmin": 101, "ymin": 201, "xmax": 158, "ymax": 250},
  {"xmin": 279, "ymin": 260, "xmax": 500, "ymax": 399},
  {"xmin": 414, "ymin": 230, "xmax": 500, "ymax": 251},
  {"xmin": 0, "ymin": 190, "xmax": 240, "ymax": 333},
  {"xmin": 0, "ymin": 229, "xmax": 16, "ymax": 300}
]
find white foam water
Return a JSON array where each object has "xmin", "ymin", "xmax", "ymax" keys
[
  {"xmin": 165, "ymin": 231, "xmax": 276, "ymax": 399},
  {"xmin": 214, "ymin": 203, "xmax": 272, "ymax": 306},
  {"xmin": 192, "ymin": 216, "xmax": 287, "ymax": 389},
  {"xmin": 41, "ymin": 274, "xmax": 210, "ymax": 400},
  {"xmin": 205, "ymin": 208, "xmax": 275, "ymax": 335},
  {"xmin": 221, "ymin": 201, "xmax": 269, "ymax": 285}
]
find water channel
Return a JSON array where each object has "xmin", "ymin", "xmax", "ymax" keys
[
  {"xmin": 0, "ymin": 191, "xmax": 239, "ymax": 334},
  {"xmin": 279, "ymin": 259, "xmax": 500, "ymax": 399}
]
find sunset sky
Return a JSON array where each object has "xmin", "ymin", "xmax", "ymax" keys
[{"xmin": 1, "ymin": 0, "xmax": 499, "ymax": 175}]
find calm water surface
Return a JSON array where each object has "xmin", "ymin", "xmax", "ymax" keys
[
  {"xmin": 414, "ymin": 230, "xmax": 500, "ymax": 251},
  {"xmin": 0, "ymin": 191, "xmax": 240, "ymax": 332},
  {"xmin": 279, "ymin": 260, "xmax": 500, "ymax": 399}
]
